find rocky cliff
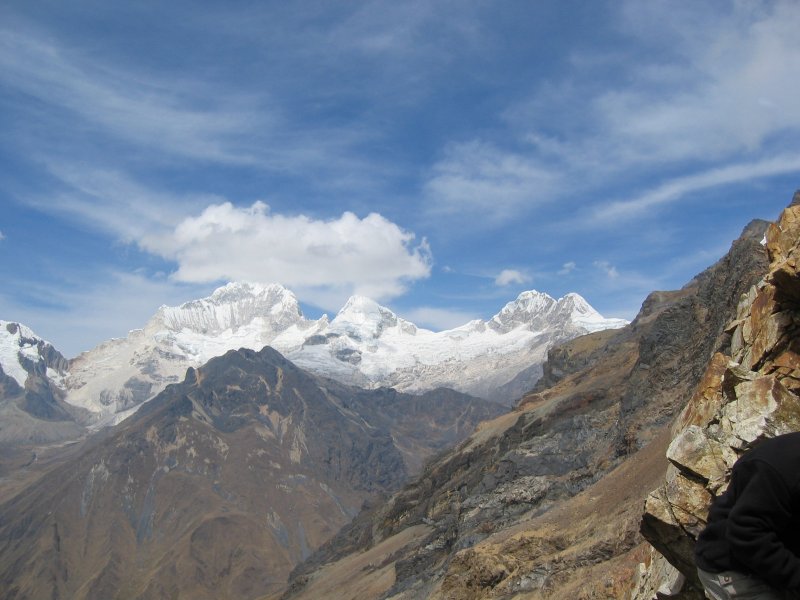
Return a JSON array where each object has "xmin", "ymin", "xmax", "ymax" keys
[
  {"xmin": 275, "ymin": 211, "xmax": 770, "ymax": 599},
  {"xmin": 635, "ymin": 193, "xmax": 800, "ymax": 599}
]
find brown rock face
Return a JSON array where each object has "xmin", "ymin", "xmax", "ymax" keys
[
  {"xmin": 0, "ymin": 347, "xmax": 502, "ymax": 600},
  {"xmin": 638, "ymin": 199, "xmax": 800, "ymax": 598}
]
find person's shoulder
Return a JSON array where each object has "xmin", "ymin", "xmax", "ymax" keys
[
  {"xmin": 746, "ymin": 432, "xmax": 800, "ymax": 459},
  {"xmin": 740, "ymin": 433, "xmax": 800, "ymax": 486}
]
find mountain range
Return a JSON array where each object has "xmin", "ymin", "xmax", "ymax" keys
[
  {"xmin": 4, "ymin": 194, "xmax": 795, "ymax": 600},
  {"xmin": 0, "ymin": 345, "xmax": 503, "ymax": 599},
  {"xmin": 274, "ymin": 216, "xmax": 773, "ymax": 600},
  {"xmin": 1, "ymin": 286, "xmax": 625, "ymax": 435}
]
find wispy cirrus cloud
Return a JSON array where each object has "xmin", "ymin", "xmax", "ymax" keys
[
  {"xmin": 588, "ymin": 154, "xmax": 800, "ymax": 226},
  {"xmin": 32, "ymin": 163, "xmax": 210, "ymax": 242},
  {"xmin": 0, "ymin": 27, "xmax": 265, "ymax": 165},
  {"xmin": 423, "ymin": 140, "xmax": 560, "ymax": 223},
  {"xmin": 0, "ymin": 270, "xmax": 208, "ymax": 357},
  {"xmin": 422, "ymin": 0, "xmax": 800, "ymax": 227},
  {"xmin": 0, "ymin": 19, "xmax": 395, "ymax": 193},
  {"xmin": 605, "ymin": 0, "xmax": 800, "ymax": 163}
]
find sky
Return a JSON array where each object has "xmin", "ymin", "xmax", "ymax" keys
[{"xmin": 1, "ymin": 0, "xmax": 799, "ymax": 358}]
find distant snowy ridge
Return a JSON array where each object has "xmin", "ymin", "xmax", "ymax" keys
[
  {"xmin": 8, "ymin": 282, "xmax": 627, "ymax": 426},
  {"xmin": 157, "ymin": 282, "xmax": 306, "ymax": 334},
  {"xmin": 0, "ymin": 320, "xmax": 68, "ymax": 388}
]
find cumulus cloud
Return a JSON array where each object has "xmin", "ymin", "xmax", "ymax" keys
[
  {"xmin": 0, "ymin": 230, "xmax": 5, "ymax": 241},
  {"xmin": 494, "ymin": 269, "xmax": 531, "ymax": 287},
  {"xmin": 141, "ymin": 201, "xmax": 432, "ymax": 307}
]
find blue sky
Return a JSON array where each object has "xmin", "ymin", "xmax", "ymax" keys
[{"xmin": 1, "ymin": 0, "xmax": 799, "ymax": 358}]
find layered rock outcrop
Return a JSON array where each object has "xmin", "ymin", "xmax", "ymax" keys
[{"xmin": 637, "ymin": 194, "xmax": 800, "ymax": 598}]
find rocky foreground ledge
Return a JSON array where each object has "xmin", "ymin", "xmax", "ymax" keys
[{"xmin": 636, "ymin": 192, "xmax": 800, "ymax": 599}]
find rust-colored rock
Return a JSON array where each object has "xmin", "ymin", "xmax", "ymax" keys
[{"xmin": 637, "ymin": 198, "xmax": 800, "ymax": 599}]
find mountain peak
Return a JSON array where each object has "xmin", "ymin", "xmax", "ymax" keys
[
  {"xmin": 155, "ymin": 282, "xmax": 303, "ymax": 334},
  {"xmin": 557, "ymin": 292, "xmax": 628, "ymax": 332},
  {"xmin": 331, "ymin": 295, "xmax": 401, "ymax": 339},
  {"xmin": 489, "ymin": 289, "xmax": 557, "ymax": 332},
  {"xmin": 556, "ymin": 292, "xmax": 596, "ymax": 315},
  {"xmin": 0, "ymin": 320, "xmax": 67, "ymax": 387},
  {"xmin": 207, "ymin": 281, "xmax": 292, "ymax": 303}
]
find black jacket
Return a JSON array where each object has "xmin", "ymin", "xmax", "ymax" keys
[{"xmin": 695, "ymin": 432, "xmax": 800, "ymax": 590}]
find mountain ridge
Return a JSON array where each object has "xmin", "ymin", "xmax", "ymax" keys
[
  {"xmin": 0, "ymin": 344, "xmax": 503, "ymax": 599},
  {"xmin": 1, "ymin": 285, "xmax": 625, "ymax": 427},
  {"xmin": 275, "ymin": 215, "xmax": 772, "ymax": 600}
]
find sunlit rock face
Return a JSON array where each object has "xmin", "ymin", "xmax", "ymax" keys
[{"xmin": 637, "ymin": 194, "xmax": 800, "ymax": 599}]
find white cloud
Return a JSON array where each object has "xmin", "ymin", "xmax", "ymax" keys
[
  {"xmin": 424, "ymin": 1, "xmax": 800, "ymax": 228},
  {"xmin": 141, "ymin": 201, "xmax": 432, "ymax": 308},
  {"xmin": 0, "ymin": 230, "xmax": 5, "ymax": 241},
  {"xmin": 423, "ymin": 140, "xmax": 559, "ymax": 223},
  {"xmin": 558, "ymin": 261, "xmax": 576, "ymax": 275},
  {"xmin": 400, "ymin": 306, "xmax": 479, "ymax": 331},
  {"xmin": 0, "ymin": 28, "xmax": 263, "ymax": 165},
  {"xmin": 21, "ymin": 162, "xmax": 433, "ymax": 313},
  {"xmin": 594, "ymin": 260, "xmax": 619, "ymax": 279},
  {"xmin": 494, "ymin": 269, "xmax": 531, "ymax": 287},
  {"xmin": 589, "ymin": 154, "xmax": 800, "ymax": 225}
]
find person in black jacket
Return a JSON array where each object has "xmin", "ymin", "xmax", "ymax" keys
[{"xmin": 695, "ymin": 432, "xmax": 800, "ymax": 599}]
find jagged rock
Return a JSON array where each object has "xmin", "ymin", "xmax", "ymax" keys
[
  {"xmin": 666, "ymin": 426, "xmax": 734, "ymax": 489},
  {"xmin": 718, "ymin": 373, "xmax": 800, "ymax": 445},
  {"xmin": 631, "ymin": 549, "xmax": 699, "ymax": 600},
  {"xmin": 637, "ymin": 198, "xmax": 800, "ymax": 599}
]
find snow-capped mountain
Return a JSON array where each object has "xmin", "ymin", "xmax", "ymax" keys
[
  {"xmin": 0, "ymin": 321, "xmax": 69, "ymax": 388},
  {"xmin": 0, "ymin": 321, "xmax": 86, "ymax": 445},
  {"xmin": 64, "ymin": 283, "xmax": 324, "ymax": 425},
  {"xmin": 284, "ymin": 290, "xmax": 626, "ymax": 399},
  {"xmin": 8, "ymin": 282, "xmax": 626, "ymax": 426}
]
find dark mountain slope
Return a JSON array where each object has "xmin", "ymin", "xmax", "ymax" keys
[
  {"xmin": 0, "ymin": 346, "xmax": 502, "ymax": 600},
  {"xmin": 279, "ymin": 217, "xmax": 770, "ymax": 600}
]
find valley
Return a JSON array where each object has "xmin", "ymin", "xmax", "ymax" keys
[{"xmin": 1, "ymin": 196, "xmax": 798, "ymax": 599}]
